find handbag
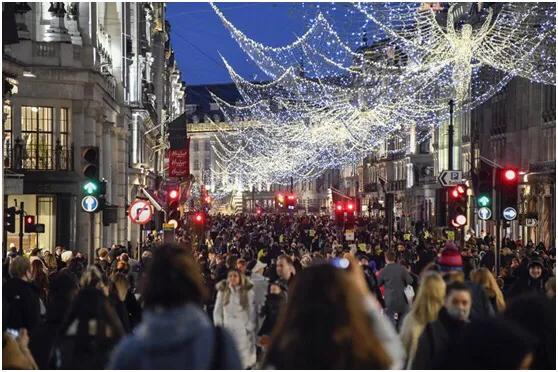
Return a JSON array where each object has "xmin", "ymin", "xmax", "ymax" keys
[{"xmin": 404, "ymin": 284, "xmax": 415, "ymax": 304}]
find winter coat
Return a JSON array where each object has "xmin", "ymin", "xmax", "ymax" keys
[
  {"xmin": 258, "ymin": 293, "xmax": 286, "ymax": 337},
  {"xmin": 249, "ymin": 273, "xmax": 269, "ymax": 331},
  {"xmin": 465, "ymin": 281, "xmax": 495, "ymax": 321},
  {"xmin": 213, "ymin": 280, "xmax": 257, "ymax": 368},
  {"xmin": 378, "ymin": 263, "xmax": 413, "ymax": 314},
  {"xmin": 399, "ymin": 311, "xmax": 427, "ymax": 369},
  {"xmin": 108, "ymin": 303, "xmax": 242, "ymax": 369},
  {"xmin": 4, "ymin": 278, "xmax": 42, "ymax": 336},
  {"xmin": 508, "ymin": 274, "xmax": 546, "ymax": 298},
  {"xmin": 411, "ymin": 308, "xmax": 469, "ymax": 369}
]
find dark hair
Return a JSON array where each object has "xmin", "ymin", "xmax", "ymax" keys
[
  {"xmin": 385, "ymin": 250, "xmax": 397, "ymax": 262},
  {"xmin": 446, "ymin": 281, "xmax": 472, "ymax": 297},
  {"xmin": 47, "ymin": 270, "xmax": 79, "ymax": 323},
  {"xmin": 277, "ymin": 254, "xmax": 294, "ymax": 266},
  {"xmin": 142, "ymin": 244, "xmax": 207, "ymax": 309},
  {"xmin": 57, "ymin": 287, "xmax": 124, "ymax": 353},
  {"xmin": 265, "ymin": 265, "xmax": 391, "ymax": 369}
]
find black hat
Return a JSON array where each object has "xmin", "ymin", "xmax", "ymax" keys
[{"xmin": 528, "ymin": 257, "xmax": 544, "ymax": 269}]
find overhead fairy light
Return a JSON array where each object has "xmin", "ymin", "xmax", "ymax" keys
[{"xmin": 203, "ymin": 2, "xmax": 555, "ymax": 188}]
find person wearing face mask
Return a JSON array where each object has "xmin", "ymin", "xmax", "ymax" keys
[
  {"xmin": 4, "ymin": 256, "xmax": 42, "ymax": 337},
  {"xmin": 411, "ymin": 281, "xmax": 472, "ymax": 369}
]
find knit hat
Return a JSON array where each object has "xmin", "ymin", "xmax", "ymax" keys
[
  {"xmin": 438, "ymin": 241, "xmax": 463, "ymax": 272},
  {"xmin": 528, "ymin": 257, "xmax": 544, "ymax": 269},
  {"xmin": 61, "ymin": 250, "xmax": 74, "ymax": 263}
]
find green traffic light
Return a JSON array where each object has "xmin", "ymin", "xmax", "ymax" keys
[
  {"xmin": 83, "ymin": 181, "xmax": 98, "ymax": 195},
  {"xmin": 478, "ymin": 195, "xmax": 491, "ymax": 207}
]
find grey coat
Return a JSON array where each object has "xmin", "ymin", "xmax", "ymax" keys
[{"xmin": 378, "ymin": 262, "xmax": 413, "ymax": 314}]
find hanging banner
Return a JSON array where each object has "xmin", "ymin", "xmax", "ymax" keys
[{"xmin": 168, "ymin": 149, "xmax": 189, "ymax": 177}]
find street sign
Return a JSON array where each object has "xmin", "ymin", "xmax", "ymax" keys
[
  {"xmin": 81, "ymin": 196, "xmax": 99, "ymax": 213},
  {"xmin": 477, "ymin": 207, "xmax": 492, "ymax": 221},
  {"xmin": 128, "ymin": 199, "xmax": 154, "ymax": 225},
  {"xmin": 526, "ymin": 218, "xmax": 538, "ymax": 227},
  {"xmin": 438, "ymin": 170, "xmax": 463, "ymax": 187},
  {"xmin": 503, "ymin": 207, "xmax": 518, "ymax": 221}
]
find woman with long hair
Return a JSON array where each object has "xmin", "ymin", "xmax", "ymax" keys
[
  {"xmin": 399, "ymin": 271, "xmax": 446, "ymax": 369},
  {"xmin": 263, "ymin": 259, "xmax": 395, "ymax": 369},
  {"xmin": 52, "ymin": 287, "xmax": 124, "ymax": 369},
  {"xmin": 213, "ymin": 268, "xmax": 257, "ymax": 368},
  {"xmin": 30, "ymin": 259, "xmax": 49, "ymax": 309},
  {"xmin": 470, "ymin": 268, "xmax": 506, "ymax": 312},
  {"xmin": 109, "ymin": 273, "xmax": 132, "ymax": 333}
]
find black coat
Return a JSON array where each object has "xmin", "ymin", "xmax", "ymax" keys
[
  {"xmin": 258, "ymin": 294, "xmax": 286, "ymax": 336},
  {"xmin": 466, "ymin": 281, "xmax": 495, "ymax": 321},
  {"xmin": 412, "ymin": 308, "xmax": 469, "ymax": 369},
  {"xmin": 508, "ymin": 274, "xmax": 546, "ymax": 299},
  {"xmin": 52, "ymin": 335, "xmax": 119, "ymax": 369},
  {"xmin": 4, "ymin": 278, "xmax": 42, "ymax": 335}
]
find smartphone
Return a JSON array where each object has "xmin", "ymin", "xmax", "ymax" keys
[
  {"xmin": 330, "ymin": 257, "xmax": 350, "ymax": 269},
  {"xmin": 6, "ymin": 328, "xmax": 19, "ymax": 338}
]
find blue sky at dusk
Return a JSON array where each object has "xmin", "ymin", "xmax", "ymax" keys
[{"xmin": 167, "ymin": 3, "xmax": 309, "ymax": 86}]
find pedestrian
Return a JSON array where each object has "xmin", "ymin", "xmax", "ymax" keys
[
  {"xmin": 51, "ymin": 287, "xmax": 124, "ymax": 369},
  {"xmin": 80, "ymin": 266, "xmax": 109, "ymax": 297},
  {"xmin": 109, "ymin": 272, "xmax": 132, "ymax": 333},
  {"xmin": 30, "ymin": 259, "xmax": 49, "ymax": 314},
  {"xmin": 411, "ymin": 281, "xmax": 472, "ymax": 369},
  {"xmin": 509, "ymin": 257, "xmax": 548, "ymax": 298},
  {"xmin": 28, "ymin": 270, "xmax": 79, "ymax": 369},
  {"xmin": 378, "ymin": 250, "xmax": 413, "ymax": 329},
  {"xmin": 399, "ymin": 271, "xmax": 446, "ymax": 369},
  {"xmin": 437, "ymin": 242, "xmax": 495, "ymax": 321},
  {"xmin": 248, "ymin": 260, "xmax": 269, "ymax": 332},
  {"xmin": 275, "ymin": 254, "xmax": 296, "ymax": 289},
  {"xmin": 4, "ymin": 256, "xmax": 42, "ymax": 337},
  {"xmin": 263, "ymin": 258, "xmax": 399, "ymax": 369},
  {"xmin": 107, "ymin": 244, "xmax": 242, "ymax": 369},
  {"xmin": 257, "ymin": 281, "xmax": 287, "ymax": 350},
  {"xmin": 213, "ymin": 268, "xmax": 257, "ymax": 368},
  {"xmin": 470, "ymin": 267, "xmax": 506, "ymax": 312},
  {"xmin": 503, "ymin": 294, "xmax": 556, "ymax": 369}
]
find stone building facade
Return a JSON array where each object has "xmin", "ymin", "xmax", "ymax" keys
[{"xmin": 2, "ymin": 3, "xmax": 185, "ymax": 254}]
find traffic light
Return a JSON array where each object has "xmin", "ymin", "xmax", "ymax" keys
[
  {"xmin": 285, "ymin": 193, "xmax": 297, "ymax": 210},
  {"xmin": 4, "ymin": 207, "xmax": 16, "ymax": 233},
  {"xmin": 275, "ymin": 193, "xmax": 285, "ymax": 209},
  {"xmin": 334, "ymin": 201, "xmax": 344, "ymax": 226},
  {"xmin": 448, "ymin": 184, "xmax": 467, "ymax": 228},
  {"xmin": 192, "ymin": 211, "xmax": 206, "ymax": 230},
  {"xmin": 81, "ymin": 146, "xmax": 99, "ymax": 179},
  {"xmin": 345, "ymin": 199, "xmax": 356, "ymax": 228},
  {"xmin": 24, "ymin": 215, "xmax": 36, "ymax": 233},
  {"xmin": 500, "ymin": 167, "xmax": 519, "ymax": 220},
  {"xmin": 167, "ymin": 186, "xmax": 180, "ymax": 221}
]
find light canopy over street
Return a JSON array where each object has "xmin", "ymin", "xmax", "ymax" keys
[{"xmin": 1, "ymin": 2, "xmax": 556, "ymax": 370}]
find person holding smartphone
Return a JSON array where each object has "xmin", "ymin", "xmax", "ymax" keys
[{"xmin": 2, "ymin": 328, "xmax": 38, "ymax": 369}]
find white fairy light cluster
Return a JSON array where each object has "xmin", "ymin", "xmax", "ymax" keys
[{"xmin": 206, "ymin": 2, "xmax": 555, "ymax": 186}]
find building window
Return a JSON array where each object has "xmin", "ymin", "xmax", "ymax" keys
[
  {"xmin": 193, "ymin": 159, "xmax": 199, "ymax": 170},
  {"xmin": 204, "ymin": 158, "xmax": 211, "ymax": 169},
  {"xmin": 192, "ymin": 140, "xmax": 199, "ymax": 152},
  {"xmin": 205, "ymin": 140, "xmax": 211, "ymax": 152},
  {"xmin": 3, "ymin": 105, "xmax": 12, "ymax": 168},
  {"xmin": 21, "ymin": 106, "xmax": 54, "ymax": 169},
  {"xmin": 59, "ymin": 108, "xmax": 71, "ymax": 169}
]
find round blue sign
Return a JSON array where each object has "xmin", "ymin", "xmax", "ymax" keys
[
  {"xmin": 477, "ymin": 207, "xmax": 492, "ymax": 221},
  {"xmin": 81, "ymin": 195, "xmax": 99, "ymax": 213},
  {"xmin": 502, "ymin": 207, "xmax": 517, "ymax": 221}
]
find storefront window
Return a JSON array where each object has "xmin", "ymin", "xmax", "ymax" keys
[
  {"xmin": 59, "ymin": 108, "xmax": 71, "ymax": 169},
  {"xmin": 37, "ymin": 196, "xmax": 55, "ymax": 251},
  {"xmin": 21, "ymin": 106, "xmax": 54, "ymax": 169},
  {"xmin": 3, "ymin": 105, "xmax": 12, "ymax": 168}
]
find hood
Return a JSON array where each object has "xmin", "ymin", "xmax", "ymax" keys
[{"xmin": 134, "ymin": 303, "xmax": 211, "ymax": 351}]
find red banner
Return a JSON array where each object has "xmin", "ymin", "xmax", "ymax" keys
[{"xmin": 168, "ymin": 149, "xmax": 189, "ymax": 177}]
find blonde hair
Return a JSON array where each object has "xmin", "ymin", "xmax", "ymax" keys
[
  {"xmin": 110, "ymin": 272, "xmax": 130, "ymax": 302},
  {"xmin": 409, "ymin": 271, "xmax": 446, "ymax": 325},
  {"xmin": 471, "ymin": 268, "xmax": 506, "ymax": 312}
]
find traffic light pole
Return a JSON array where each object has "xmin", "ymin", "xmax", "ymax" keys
[
  {"xmin": 88, "ymin": 213, "xmax": 94, "ymax": 266},
  {"xmin": 448, "ymin": 100, "xmax": 454, "ymax": 170},
  {"xmin": 18, "ymin": 201, "xmax": 24, "ymax": 253}
]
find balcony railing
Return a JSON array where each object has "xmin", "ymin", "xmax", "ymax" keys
[{"xmin": 5, "ymin": 138, "xmax": 74, "ymax": 171}]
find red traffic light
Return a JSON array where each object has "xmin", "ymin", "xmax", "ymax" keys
[
  {"xmin": 335, "ymin": 202, "xmax": 344, "ymax": 212},
  {"xmin": 193, "ymin": 212, "xmax": 205, "ymax": 224},
  {"xmin": 168, "ymin": 189, "xmax": 179, "ymax": 200},
  {"xmin": 287, "ymin": 194, "xmax": 295, "ymax": 200},
  {"xmin": 256, "ymin": 207, "xmax": 262, "ymax": 215},
  {"xmin": 346, "ymin": 202, "xmax": 354, "ymax": 211},
  {"xmin": 25, "ymin": 216, "xmax": 35, "ymax": 225},
  {"xmin": 451, "ymin": 188, "xmax": 460, "ymax": 198},
  {"xmin": 504, "ymin": 169, "xmax": 517, "ymax": 182}
]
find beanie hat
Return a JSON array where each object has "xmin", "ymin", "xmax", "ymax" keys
[
  {"xmin": 438, "ymin": 242, "xmax": 463, "ymax": 272},
  {"xmin": 61, "ymin": 250, "xmax": 74, "ymax": 263}
]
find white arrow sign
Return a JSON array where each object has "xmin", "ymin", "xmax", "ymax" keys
[
  {"xmin": 81, "ymin": 196, "xmax": 99, "ymax": 213},
  {"xmin": 438, "ymin": 170, "xmax": 463, "ymax": 187}
]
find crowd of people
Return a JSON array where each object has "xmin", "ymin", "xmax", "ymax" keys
[{"xmin": 2, "ymin": 213, "xmax": 556, "ymax": 369}]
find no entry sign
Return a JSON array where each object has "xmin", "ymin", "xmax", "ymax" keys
[{"xmin": 128, "ymin": 199, "xmax": 154, "ymax": 225}]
